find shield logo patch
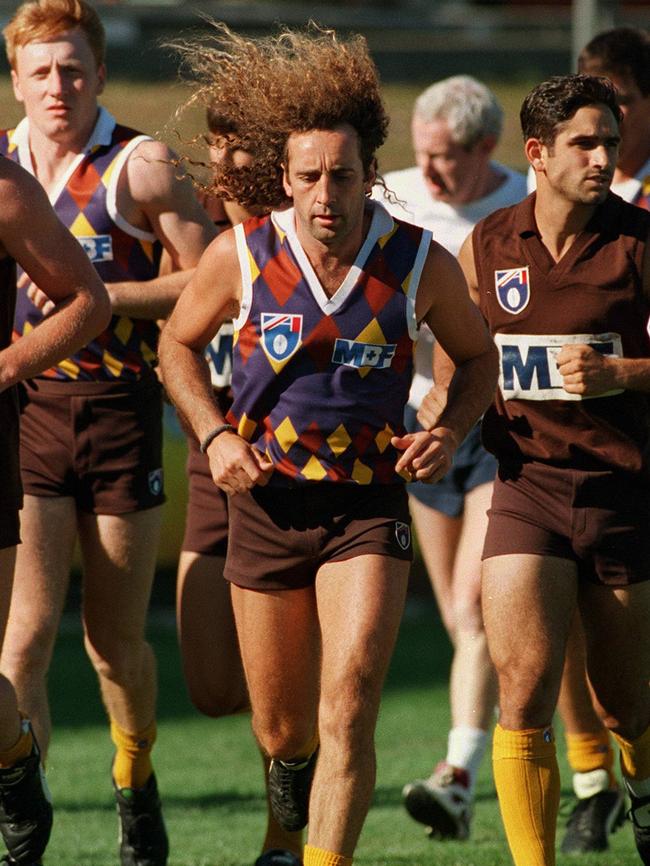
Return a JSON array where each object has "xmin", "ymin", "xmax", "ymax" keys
[
  {"xmin": 395, "ymin": 521, "xmax": 411, "ymax": 551},
  {"xmin": 261, "ymin": 313, "xmax": 303, "ymax": 366},
  {"xmin": 495, "ymin": 267, "xmax": 530, "ymax": 315}
]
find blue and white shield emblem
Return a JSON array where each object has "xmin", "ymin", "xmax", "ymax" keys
[
  {"xmin": 495, "ymin": 267, "xmax": 530, "ymax": 315},
  {"xmin": 261, "ymin": 313, "xmax": 303, "ymax": 364}
]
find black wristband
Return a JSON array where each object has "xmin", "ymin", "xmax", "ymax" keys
[{"xmin": 199, "ymin": 423, "xmax": 235, "ymax": 454}]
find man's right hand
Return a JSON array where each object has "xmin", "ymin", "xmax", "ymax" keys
[{"xmin": 206, "ymin": 431, "xmax": 274, "ymax": 494}]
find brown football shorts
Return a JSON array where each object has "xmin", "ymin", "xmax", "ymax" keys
[
  {"xmin": 0, "ymin": 388, "xmax": 21, "ymax": 549},
  {"xmin": 224, "ymin": 481, "xmax": 412, "ymax": 590},
  {"xmin": 483, "ymin": 460, "xmax": 650, "ymax": 585},
  {"xmin": 181, "ymin": 432, "xmax": 229, "ymax": 557},
  {"xmin": 19, "ymin": 377, "xmax": 164, "ymax": 514}
]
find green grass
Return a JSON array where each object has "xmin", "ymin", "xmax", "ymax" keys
[{"xmin": 42, "ymin": 607, "xmax": 637, "ymax": 865}]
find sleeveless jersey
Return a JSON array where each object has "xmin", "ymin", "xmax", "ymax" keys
[
  {"xmin": 475, "ymin": 192, "xmax": 650, "ymax": 475},
  {"xmin": 0, "ymin": 253, "xmax": 21, "ymax": 510},
  {"xmin": 227, "ymin": 202, "xmax": 430, "ymax": 485},
  {"xmin": 1, "ymin": 109, "xmax": 161, "ymax": 381}
]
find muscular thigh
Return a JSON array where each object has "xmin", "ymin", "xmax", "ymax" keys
[
  {"xmin": 78, "ymin": 508, "xmax": 163, "ymax": 638},
  {"xmin": 316, "ymin": 554, "xmax": 409, "ymax": 715},
  {"xmin": 482, "ymin": 553, "xmax": 578, "ymax": 721}
]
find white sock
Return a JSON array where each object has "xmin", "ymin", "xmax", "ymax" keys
[
  {"xmin": 446, "ymin": 726, "xmax": 489, "ymax": 793},
  {"xmin": 573, "ymin": 768, "xmax": 610, "ymax": 799}
]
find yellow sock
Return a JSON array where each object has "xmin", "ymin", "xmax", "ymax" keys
[
  {"xmin": 566, "ymin": 730, "xmax": 616, "ymax": 788},
  {"xmin": 110, "ymin": 718, "xmax": 156, "ymax": 790},
  {"xmin": 303, "ymin": 845, "xmax": 352, "ymax": 866},
  {"xmin": 493, "ymin": 723, "xmax": 560, "ymax": 866},
  {"xmin": 612, "ymin": 725, "xmax": 650, "ymax": 781},
  {"xmin": 0, "ymin": 717, "xmax": 32, "ymax": 768}
]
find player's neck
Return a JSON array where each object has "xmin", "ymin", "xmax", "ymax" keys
[
  {"xmin": 534, "ymin": 189, "xmax": 597, "ymax": 263},
  {"xmin": 26, "ymin": 115, "xmax": 97, "ymax": 194},
  {"xmin": 296, "ymin": 208, "xmax": 371, "ymax": 297}
]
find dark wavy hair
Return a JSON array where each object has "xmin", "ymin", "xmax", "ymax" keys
[
  {"xmin": 520, "ymin": 74, "xmax": 623, "ymax": 146},
  {"xmin": 579, "ymin": 27, "xmax": 650, "ymax": 97},
  {"xmin": 170, "ymin": 22, "xmax": 388, "ymax": 210}
]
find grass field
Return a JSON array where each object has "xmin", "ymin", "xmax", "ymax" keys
[{"xmin": 43, "ymin": 607, "xmax": 638, "ymax": 865}]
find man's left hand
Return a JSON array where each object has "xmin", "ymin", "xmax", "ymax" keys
[
  {"xmin": 392, "ymin": 427, "xmax": 457, "ymax": 483},
  {"xmin": 556, "ymin": 344, "xmax": 617, "ymax": 396}
]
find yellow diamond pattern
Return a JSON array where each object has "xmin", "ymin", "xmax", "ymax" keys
[
  {"xmin": 375, "ymin": 424, "xmax": 394, "ymax": 454},
  {"xmin": 58, "ymin": 357, "xmax": 81, "ymax": 378},
  {"xmin": 101, "ymin": 154, "xmax": 118, "ymax": 187},
  {"xmin": 377, "ymin": 223, "xmax": 398, "ymax": 249},
  {"xmin": 327, "ymin": 424, "xmax": 351, "ymax": 456},
  {"xmin": 102, "ymin": 350, "xmax": 124, "ymax": 378},
  {"xmin": 70, "ymin": 211, "xmax": 96, "ymax": 237},
  {"xmin": 301, "ymin": 455, "xmax": 327, "ymax": 481},
  {"xmin": 248, "ymin": 248, "xmax": 260, "ymax": 284},
  {"xmin": 274, "ymin": 416, "xmax": 298, "ymax": 453},
  {"xmin": 354, "ymin": 318, "xmax": 387, "ymax": 378},
  {"xmin": 356, "ymin": 318, "xmax": 386, "ymax": 345},
  {"xmin": 401, "ymin": 268, "xmax": 413, "ymax": 296},
  {"xmin": 237, "ymin": 413, "xmax": 257, "ymax": 442},
  {"xmin": 352, "ymin": 458, "xmax": 373, "ymax": 485},
  {"xmin": 114, "ymin": 317, "xmax": 133, "ymax": 346}
]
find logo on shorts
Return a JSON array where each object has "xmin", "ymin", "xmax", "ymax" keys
[
  {"xmin": 543, "ymin": 727, "xmax": 554, "ymax": 744},
  {"xmin": 495, "ymin": 267, "xmax": 530, "ymax": 314},
  {"xmin": 395, "ymin": 521, "xmax": 411, "ymax": 551},
  {"xmin": 148, "ymin": 468, "xmax": 164, "ymax": 497},
  {"xmin": 261, "ymin": 313, "xmax": 303, "ymax": 367}
]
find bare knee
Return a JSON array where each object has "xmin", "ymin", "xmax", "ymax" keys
[
  {"xmin": 496, "ymin": 663, "xmax": 559, "ymax": 729},
  {"xmin": 84, "ymin": 628, "xmax": 149, "ymax": 688},
  {"xmin": 253, "ymin": 712, "xmax": 317, "ymax": 760},
  {"xmin": 184, "ymin": 672, "xmax": 250, "ymax": 719}
]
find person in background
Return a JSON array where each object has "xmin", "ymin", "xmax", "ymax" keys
[{"xmin": 375, "ymin": 75, "xmax": 526, "ymax": 841}]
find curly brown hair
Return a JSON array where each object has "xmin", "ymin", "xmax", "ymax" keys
[{"xmin": 171, "ymin": 22, "xmax": 388, "ymax": 210}]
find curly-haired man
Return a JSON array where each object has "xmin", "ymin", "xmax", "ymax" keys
[{"xmin": 161, "ymin": 24, "xmax": 497, "ymax": 865}]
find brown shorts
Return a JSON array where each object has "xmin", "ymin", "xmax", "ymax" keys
[
  {"xmin": 224, "ymin": 481, "xmax": 412, "ymax": 590},
  {"xmin": 483, "ymin": 461, "xmax": 650, "ymax": 586},
  {"xmin": 181, "ymin": 433, "xmax": 229, "ymax": 556},
  {"xmin": 0, "ymin": 505, "xmax": 20, "ymax": 550},
  {"xmin": 0, "ymin": 388, "xmax": 21, "ymax": 549},
  {"xmin": 19, "ymin": 377, "xmax": 164, "ymax": 515}
]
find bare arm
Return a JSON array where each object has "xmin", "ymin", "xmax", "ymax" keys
[
  {"xmin": 419, "ymin": 231, "xmax": 485, "ymax": 429},
  {"xmin": 0, "ymin": 163, "xmax": 110, "ymax": 391},
  {"xmin": 107, "ymin": 139, "xmax": 217, "ymax": 319},
  {"xmin": 158, "ymin": 230, "xmax": 272, "ymax": 493},
  {"xmin": 393, "ymin": 237, "xmax": 497, "ymax": 481}
]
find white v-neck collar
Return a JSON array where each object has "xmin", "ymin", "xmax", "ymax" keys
[
  {"xmin": 271, "ymin": 200, "xmax": 394, "ymax": 314},
  {"xmin": 11, "ymin": 107, "xmax": 116, "ymax": 206}
]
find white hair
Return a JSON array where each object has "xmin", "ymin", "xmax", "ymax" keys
[{"xmin": 413, "ymin": 75, "xmax": 503, "ymax": 148}]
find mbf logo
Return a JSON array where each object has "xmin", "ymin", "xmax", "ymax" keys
[
  {"xmin": 495, "ymin": 267, "xmax": 530, "ymax": 314},
  {"xmin": 331, "ymin": 339, "xmax": 397, "ymax": 369},
  {"xmin": 206, "ymin": 323, "xmax": 233, "ymax": 389},
  {"xmin": 78, "ymin": 235, "xmax": 113, "ymax": 263},
  {"xmin": 495, "ymin": 332, "xmax": 623, "ymax": 401},
  {"xmin": 261, "ymin": 313, "xmax": 303, "ymax": 366}
]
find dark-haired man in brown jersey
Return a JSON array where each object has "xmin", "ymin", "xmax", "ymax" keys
[{"xmin": 426, "ymin": 73, "xmax": 650, "ymax": 866}]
